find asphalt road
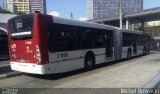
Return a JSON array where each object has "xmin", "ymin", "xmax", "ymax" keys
[{"xmin": 0, "ymin": 53, "xmax": 160, "ymax": 94}]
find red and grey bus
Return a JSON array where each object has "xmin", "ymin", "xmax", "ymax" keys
[{"xmin": 7, "ymin": 13, "xmax": 150, "ymax": 74}]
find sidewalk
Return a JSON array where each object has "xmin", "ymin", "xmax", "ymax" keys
[
  {"xmin": 52, "ymin": 53, "xmax": 160, "ymax": 88},
  {"xmin": 0, "ymin": 60, "xmax": 13, "ymax": 75},
  {"xmin": 0, "ymin": 60, "xmax": 11, "ymax": 74},
  {"xmin": 0, "ymin": 60, "xmax": 22, "ymax": 79}
]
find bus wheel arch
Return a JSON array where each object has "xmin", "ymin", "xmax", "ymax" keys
[{"xmin": 84, "ymin": 51, "xmax": 95, "ymax": 69}]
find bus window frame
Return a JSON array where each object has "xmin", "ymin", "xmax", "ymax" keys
[
  {"xmin": 9, "ymin": 15, "xmax": 33, "ymax": 40},
  {"xmin": 47, "ymin": 23, "xmax": 114, "ymax": 52}
]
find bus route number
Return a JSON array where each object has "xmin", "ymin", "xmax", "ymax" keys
[{"xmin": 57, "ymin": 53, "xmax": 68, "ymax": 59}]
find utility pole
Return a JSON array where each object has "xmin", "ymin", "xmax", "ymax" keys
[
  {"xmin": 70, "ymin": 12, "xmax": 73, "ymax": 19},
  {"xmin": 119, "ymin": 0, "xmax": 123, "ymax": 29}
]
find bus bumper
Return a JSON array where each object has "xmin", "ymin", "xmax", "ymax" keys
[{"xmin": 10, "ymin": 62, "xmax": 54, "ymax": 74}]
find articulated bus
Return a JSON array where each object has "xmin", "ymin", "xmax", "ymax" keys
[
  {"xmin": 7, "ymin": 13, "xmax": 150, "ymax": 74},
  {"xmin": 121, "ymin": 29, "xmax": 150, "ymax": 59}
]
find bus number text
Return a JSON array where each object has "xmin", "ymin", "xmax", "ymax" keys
[{"xmin": 57, "ymin": 53, "xmax": 68, "ymax": 59}]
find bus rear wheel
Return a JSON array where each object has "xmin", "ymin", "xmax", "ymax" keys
[{"xmin": 84, "ymin": 54, "xmax": 95, "ymax": 69}]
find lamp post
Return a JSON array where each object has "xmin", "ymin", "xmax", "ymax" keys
[
  {"xmin": 70, "ymin": 12, "xmax": 73, "ymax": 19},
  {"xmin": 119, "ymin": 0, "xmax": 123, "ymax": 29}
]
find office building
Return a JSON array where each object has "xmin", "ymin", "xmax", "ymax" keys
[
  {"xmin": 30, "ymin": 0, "xmax": 46, "ymax": 14},
  {"xmin": 88, "ymin": 0, "xmax": 143, "ymax": 20},
  {"xmin": 3, "ymin": 0, "xmax": 46, "ymax": 14},
  {"xmin": 3, "ymin": 0, "xmax": 14, "ymax": 12},
  {"xmin": 13, "ymin": 0, "xmax": 30, "ymax": 14}
]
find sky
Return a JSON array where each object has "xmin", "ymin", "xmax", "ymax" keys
[{"xmin": 0, "ymin": 0, "xmax": 160, "ymax": 20}]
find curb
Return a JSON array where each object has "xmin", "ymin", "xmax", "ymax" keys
[
  {"xmin": 143, "ymin": 73, "xmax": 160, "ymax": 88},
  {"xmin": 0, "ymin": 64, "xmax": 10, "ymax": 68},
  {"xmin": 0, "ymin": 71, "xmax": 24, "ymax": 80}
]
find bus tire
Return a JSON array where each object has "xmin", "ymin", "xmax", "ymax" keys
[{"xmin": 84, "ymin": 52, "xmax": 95, "ymax": 69}]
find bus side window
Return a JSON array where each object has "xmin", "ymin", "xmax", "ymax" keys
[
  {"xmin": 122, "ymin": 33, "xmax": 126, "ymax": 46},
  {"xmin": 65, "ymin": 26, "xmax": 81, "ymax": 51},
  {"xmin": 47, "ymin": 23, "xmax": 82, "ymax": 52},
  {"xmin": 47, "ymin": 23, "xmax": 66, "ymax": 52},
  {"xmin": 123, "ymin": 33, "xmax": 131, "ymax": 47},
  {"xmin": 94, "ymin": 30, "xmax": 105, "ymax": 48},
  {"xmin": 82, "ymin": 28, "xmax": 94, "ymax": 49}
]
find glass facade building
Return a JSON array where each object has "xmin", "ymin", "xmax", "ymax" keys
[
  {"xmin": 88, "ymin": 0, "xmax": 143, "ymax": 20},
  {"xmin": 30, "ymin": 0, "xmax": 46, "ymax": 14}
]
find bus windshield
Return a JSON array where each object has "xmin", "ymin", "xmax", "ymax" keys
[{"xmin": 10, "ymin": 16, "xmax": 33, "ymax": 39}]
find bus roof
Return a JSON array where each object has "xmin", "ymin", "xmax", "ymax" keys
[
  {"xmin": 52, "ymin": 16, "xmax": 115, "ymax": 31},
  {"xmin": 8, "ymin": 13, "xmax": 146, "ymax": 35},
  {"xmin": 121, "ymin": 28, "xmax": 143, "ymax": 35},
  {"xmin": 8, "ymin": 14, "xmax": 32, "ymax": 23}
]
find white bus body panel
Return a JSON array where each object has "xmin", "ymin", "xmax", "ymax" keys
[
  {"xmin": 121, "ymin": 46, "xmax": 133, "ymax": 59},
  {"xmin": 122, "ymin": 46, "xmax": 144, "ymax": 59},
  {"xmin": 137, "ymin": 46, "xmax": 144, "ymax": 55},
  {"xmin": 11, "ymin": 62, "xmax": 46, "ymax": 74},
  {"xmin": 48, "ymin": 48, "xmax": 113, "ymax": 73},
  {"xmin": 11, "ymin": 61, "xmax": 84, "ymax": 74},
  {"xmin": 11, "ymin": 48, "xmax": 114, "ymax": 74}
]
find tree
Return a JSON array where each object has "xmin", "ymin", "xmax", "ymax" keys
[
  {"xmin": 0, "ymin": 9, "xmax": 11, "ymax": 14},
  {"xmin": 14, "ymin": 11, "xmax": 26, "ymax": 15}
]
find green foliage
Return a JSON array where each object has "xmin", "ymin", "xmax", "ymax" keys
[
  {"xmin": 14, "ymin": 11, "xmax": 26, "ymax": 15},
  {"xmin": 144, "ymin": 26, "xmax": 160, "ymax": 37},
  {"xmin": 0, "ymin": 8, "xmax": 25, "ymax": 15},
  {"xmin": 0, "ymin": 9, "xmax": 11, "ymax": 14}
]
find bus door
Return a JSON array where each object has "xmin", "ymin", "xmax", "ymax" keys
[
  {"xmin": 133, "ymin": 40, "xmax": 137, "ymax": 55},
  {"xmin": 105, "ymin": 32, "xmax": 113, "ymax": 59},
  {"xmin": 146, "ymin": 36, "xmax": 150, "ymax": 52}
]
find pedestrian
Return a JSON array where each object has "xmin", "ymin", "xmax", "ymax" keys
[{"xmin": 157, "ymin": 42, "xmax": 159, "ymax": 53}]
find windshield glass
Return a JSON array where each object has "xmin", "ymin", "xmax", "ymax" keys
[{"xmin": 10, "ymin": 16, "xmax": 33, "ymax": 39}]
